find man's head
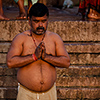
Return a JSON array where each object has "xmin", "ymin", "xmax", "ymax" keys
[
  {"xmin": 29, "ymin": 3, "xmax": 49, "ymax": 35},
  {"xmin": 29, "ymin": 3, "xmax": 49, "ymax": 19}
]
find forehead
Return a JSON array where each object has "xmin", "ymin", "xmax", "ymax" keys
[{"xmin": 31, "ymin": 15, "xmax": 48, "ymax": 20}]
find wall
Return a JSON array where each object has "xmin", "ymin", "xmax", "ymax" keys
[{"xmin": 0, "ymin": 20, "xmax": 100, "ymax": 99}]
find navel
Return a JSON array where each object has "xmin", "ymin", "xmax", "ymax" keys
[
  {"xmin": 40, "ymin": 80, "xmax": 44, "ymax": 92},
  {"xmin": 40, "ymin": 80, "xmax": 44, "ymax": 85}
]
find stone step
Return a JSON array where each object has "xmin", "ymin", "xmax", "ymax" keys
[
  {"xmin": 48, "ymin": 21, "xmax": 100, "ymax": 42},
  {"xmin": 0, "ymin": 87, "xmax": 17, "ymax": 99},
  {"xmin": 0, "ymin": 42, "xmax": 100, "ymax": 64},
  {"xmin": 0, "ymin": 54, "xmax": 6, "ymax": 64},
  {"xmin": 0, "ymin": 65, "xmax": 100, "ymax": 76},
  {"xmin": 0, "ymin": 75, "xmax": 100, "ymax": 87},
  {"xmin": 57, "ymin": 88, "xmax": 100, "ymax": 99},
  {"xmin": 0, "ymin": 42, "xmax": 100, "ymax": 53},
  {"xmin": 0, "ymin": 66, "xmax": 100, "ymax": 87},
  {"xmin": 0, "ymin": 53, "xmax": 100, "ymax": 64},
  {"xmin": 0, "ymin": 65, "xmax": 17, "ymax": 76},
  {"xmin": 56, "ymin": 77, "xmax": 100, "ymax": 87},
  {"xmin": 0, "ymin": 76, "xmax": 17, "ymax": 87},
  {"xmin": 69, "ymin": 53, "xmax": 100, "ymax": 65},
  {"xmin": 0, "ymin": 21, "xmax": 100, "ymax": 41},
  {"xmin": 0, "ymin": 87, "xmax": 100, "ymax": 99},
  {"xmin": 56, "ymin": 66, "xmax": 100, "ymax": 77},
  {"xmin": 0, "ymin": 43, "xmax": 10, "ymax": 53},
  {"xmin": 65, "ymin": 43, "xmax": 100, "ymax": 53}
]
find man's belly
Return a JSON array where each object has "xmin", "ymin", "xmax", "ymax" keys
[{"xmin": 17, "ymin": 60, "xmax": 56, "ymax": 92}]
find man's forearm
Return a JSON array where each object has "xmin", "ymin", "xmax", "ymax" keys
[
  {"xmin": 7, "ymin": 54, "xmax": 34, "ymax": 68},
  {"xmin": 43, "ymin": 54, "xmax": 70, "ymax": 68}
]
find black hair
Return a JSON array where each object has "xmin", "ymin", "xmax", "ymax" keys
[{"xmin": 29, "ymin": 3, "xmax": 49, "ymax": 18}]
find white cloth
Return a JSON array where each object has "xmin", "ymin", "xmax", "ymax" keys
[
  {"xmin": 63, "ymin": 0, "xmax": 73, "ymax": 8},
  {"xmin": 24, "ymin": 0, "xmax": 38, "ymax": 6}
]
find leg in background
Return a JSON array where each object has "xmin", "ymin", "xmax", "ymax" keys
[
  {"xmin": 0, "ymin": 0, "xmax": 9, "ymax": 20},
  {"xmin": 16, "ymin": 0, "xmax": 27, "ymax": 19}
]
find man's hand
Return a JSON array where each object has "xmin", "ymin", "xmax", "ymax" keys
[
  {"xmin": 41, "ymin": 42, "xmax": 46, "ymax": 60},
  {"xmin": 35, "ymin": 42, "xmax": 44, "ymax": 59},
  {"xmin": 34, "ymin": 41, "xmax": 46, "ymax": 60}
]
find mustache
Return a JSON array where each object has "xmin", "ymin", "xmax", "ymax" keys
[{"xmin": 36, "ymin": 27, "xmax": 44, "ymax": 30}]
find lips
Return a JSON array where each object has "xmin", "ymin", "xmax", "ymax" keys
[
  {"xmin": 37, "ymin": 29, "xmax": 44, "ymax": 32},
  {"xmin": 37, "ymin": 27, "xmax": 44, "ymax": 30}
]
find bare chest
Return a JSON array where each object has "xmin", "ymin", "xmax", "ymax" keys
[{"xmin": 22, "ymin": 36, "xmax": 56, "ymax": 56}]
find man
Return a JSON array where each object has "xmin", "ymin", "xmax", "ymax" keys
[{"xmin": 7, "ymin": 3, "xmax": 70, "ymax": 100}]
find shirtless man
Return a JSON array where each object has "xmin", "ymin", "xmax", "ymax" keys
[{"xmin": 7, "ymin": 3, "xmax": 70, "ymax": 100}]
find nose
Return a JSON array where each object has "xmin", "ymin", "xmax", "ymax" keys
[{"xmin": 39, "ymin": 22, "xmax": 43, "ymax": 27}]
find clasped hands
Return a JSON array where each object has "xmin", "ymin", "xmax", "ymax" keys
[{"xmin": 34, "ymin": 41, "xmax": 46, "ymax": 60}]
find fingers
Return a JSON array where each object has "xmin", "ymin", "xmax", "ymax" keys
[
  {"xmin": 35, "ymin": 41, "xmax": 46, "ymax": 60},
  {"xmin": 38, "ymin": 41, "xmax": 45, "ymax": 47},
  {"xmin": 35, "ymin": 45, "xmax": 42, "ymax": 59},
  {"xmin": 41, "ymin": 42, "xmax": 46, "ymax": 60},
  {"xmin": 38, "ymin": 41, "xmax": 45, "ymax": 52}
]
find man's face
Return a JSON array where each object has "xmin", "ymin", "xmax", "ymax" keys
[{"xmin": 29, "ymin": 14, "xmax": 48, "ymax": 35}]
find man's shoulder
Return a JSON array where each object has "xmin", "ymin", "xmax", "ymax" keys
[
  {"xmin": 46, "ymin": 31, "xmax": 63, "ymax": 44},
  {"xmin": 47, "ymin": 31, "xmax": 59, "ymax": 37},
  {"xmin": 12, "ymin": 31, "xmax": 29, "ymax": 44},
  {"xmin": 14, "ymin": 30, "xmax": 30, "ymax": 39}
]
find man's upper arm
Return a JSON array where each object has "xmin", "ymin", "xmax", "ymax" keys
[
  {"xmin": 54, "ymin": 34, "xmax": 69, "ymax": 57},
  {"xmin": 7, "ymin": 34, "xmax": 23, "ymax": 60}
]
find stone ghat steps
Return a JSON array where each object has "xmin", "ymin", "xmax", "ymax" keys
[
  {"xmin": 57, "ymin": 88, "xmax": 100, "ymax": 99},
  {"xmin": 0, "ymin": 42, "xmax": 100, "ymax": 65},
  {"xmin": 0, "ymin": 53, "xmax": 100, "ymax": 64},
  {"xmin": 0, "ymin": 66, "xmax": 100, "ymax": 87},
  {"xmin": 0, "ymin": 20, "xmax": 100, "ymax": 99},
  {"xmin": 0, "ymin": 75, "xmax": 100, "ymax": 87},
  {"xmin": 0, "ymin": 65, "xmax": 100, "ymax": 75},
  {"xmin": 0, "ymin": 65, "xmax": 100, "ymax": 76},
  {"xmin": 0, "ymin": 21, "xmax": 100, "ymax": 41},
  {"xmin": 0, "ymin": 65, "xmax": 100, "ymax": 99},
  {"xmin": 0, "ymin": 42, "xmax": 100, "ymax": 53}
]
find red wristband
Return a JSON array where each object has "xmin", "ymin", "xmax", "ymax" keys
[{"xmin": 32, "ymin": 54, "xmax": 38, "ymax": 61}]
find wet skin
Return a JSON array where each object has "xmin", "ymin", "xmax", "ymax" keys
[
  {"xmin": 7, "ymin": 15, "xmax": 70, "ymax": 92},
  {"xmin": 17, "ymin": 30, "xmax": 57, "ymax": 92}
]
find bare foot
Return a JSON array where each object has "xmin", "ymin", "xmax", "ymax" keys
[
  {"xmin": 0, "ymin": 14, "xmax": 10, "ymax": 20},
  {"xmin": 88, "ymin": 9, "xmax": 100, "ymax": 20},
  {"xmin": 16, "ymin": 13, "xmax": 27, "ymax": 20}
]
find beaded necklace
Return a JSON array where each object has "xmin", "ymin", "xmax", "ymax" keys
[{"xmin": 31, "ymin": 30, "xmax": 45, "ymax": 47}]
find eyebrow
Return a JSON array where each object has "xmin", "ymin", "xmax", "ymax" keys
[
  {"xmin": 33, "ymin": 19, "xmax": 47, "ymax": 22},
  {"xmin": 33, "ymin": 19, "xmax": 47, "ymax": 21}
]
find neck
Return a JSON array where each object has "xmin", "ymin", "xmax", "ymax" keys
[
  {"xmin": 30, "ymin": 30, "xmax": 46, "ymax": 42},
  {"xmin": 30, "ymin": 30, "xmax": 46, "ymax": 38}
]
